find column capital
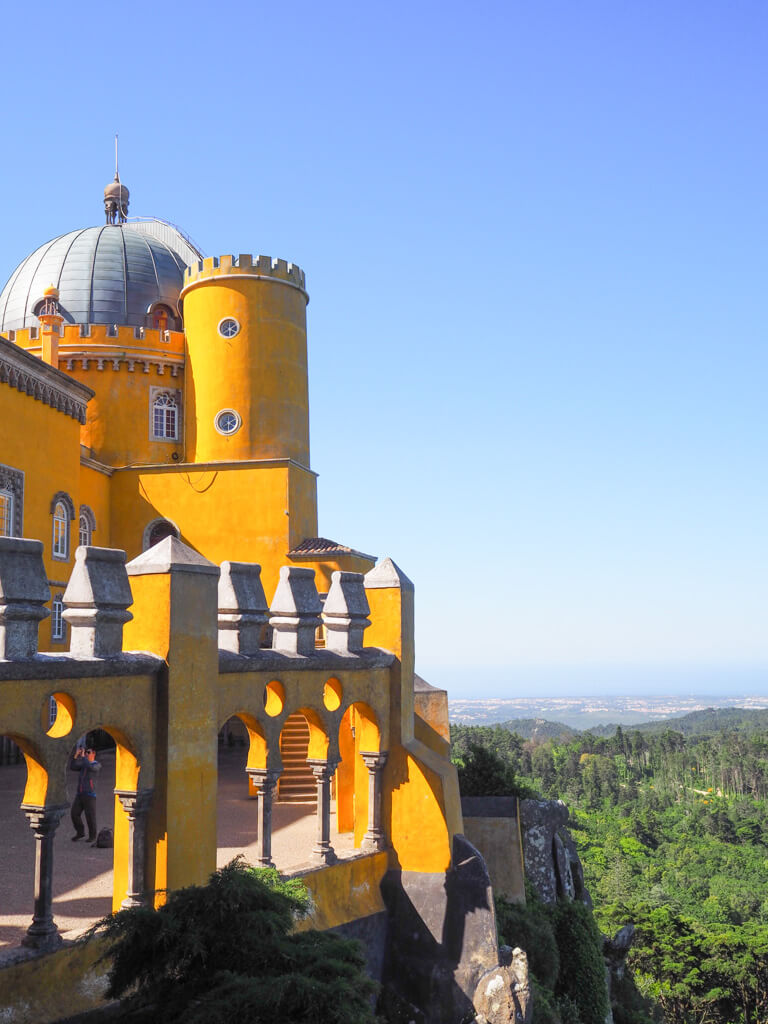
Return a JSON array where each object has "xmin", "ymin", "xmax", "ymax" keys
[
  {"xmin": 246, "ymin": 767, "xmax": 280, "ymax": 789},
  {"xmin": 21, "ymin": 804, "xmax": 67, "ymax": 834},
  {"xmin": 307, "ymin": 758, "xmax": 339, "ymax": 782},
  {"xmin": 360, "ymin": 750, "xmax": 388, "ymax": 771},
  {"xmin": 115, "ymin": 788, "xmax": 154, "ymax": 816}
]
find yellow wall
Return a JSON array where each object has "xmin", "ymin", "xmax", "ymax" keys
[
  {"xmin": 125, "ymin": 567, "xmax": 220, "ymax": 900},
  {"xmin": 293, "ymin": 851, "xmax": 388, "ymax": 932},
  {"xmin": 0, "ymin": 379, "xmax": 82, "ymax": 648},
  {"xmin": 414, "ymin": 688, "xmax": 451, "ymax": 744},
  {"xmin": 181, "ymin": 259, "xmax": 310, "ymax": 466},
  {"xmin": 13, "ymin": 326, "xmax": 185, "ymax": 468},
  {"xmin": 463, "ymin": 812, "xmax": 526, "ymax": 904},
  {"xmin": 0, "ymin": 938, "xmax": 111, "ymax": 1024},
  {"xmin": 79, "ymin": 462, "xmax": 112, "ymax": 547},
  {"xmin": 109, "ymin": 461, "xmax": 317, "ymax": 598}
]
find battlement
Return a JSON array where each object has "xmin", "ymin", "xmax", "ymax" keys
[
  {"xmin": 181, "ymin": 254, "xmax": 307, "ymax": 295},
  {"xmin": 9, "ymin": 324, "xmax": 185, "ymax": 356}
]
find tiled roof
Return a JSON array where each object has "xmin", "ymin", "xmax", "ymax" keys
[{"xmin": 288, "ymin": 537, "xmax": 376, "ymax": 561}]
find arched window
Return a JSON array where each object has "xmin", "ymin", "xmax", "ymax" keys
[
  {"xmin": 152, "ymin": 391, "xmax": 179, "ymax": 441},
  {"xmin": 51, "ymin": 595, "xmax": 65, "ymax": 643},
  {"xmin": 0, "ymin": 464, "xmax": 23, "ymax": 537},
  {"xmin": 143, "ymin": 517, "xmax": 181, "ymax": 551},
  {"xmin": 147, "ymin": 302, "xmax": 177, "ymax": 332},
  {"xmin": 50, "ymin": 491, "xmax": 75, "ymax": 561},
  {"xmin": 53, "ymin": 502, "xmax": 69, "ymax": 559},
  {"xmin": 78, "ymin": 505, "xmax": 96, "ymax": 548},
  {"xmin": 0, "ymin": 490, "xmax": 13, "ymax": 537}
]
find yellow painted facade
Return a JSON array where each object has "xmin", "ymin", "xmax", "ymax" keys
[{"xmin": 0, "ymin": 194, "xmax": 469, "ymax": 1014}]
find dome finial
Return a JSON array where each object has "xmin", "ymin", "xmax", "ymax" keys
[{"xmin": 104, "ymin": 134, "xmax": 130, "ymax": 224}]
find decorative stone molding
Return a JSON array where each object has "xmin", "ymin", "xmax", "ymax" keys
[
  {"xmin": 62, "ymin": 547, "xmax": 134, "ymax": 657},
  {"xmin": 0, "ymin": 337, "xmax": 91, "ymax": 423},
  {"xmin": 218, "ymin": 561, "xmax": 269, "ymax": 655},
  {"xmin": 50, "ymin": 491, "xmax": 75, "ymax": 519},
  {"xmin": 269, "ymin": 566, "xmax": 322, "ymax": 655},
  {"xmin": 0, "ymin": 537, "xmax": 51, "ymax": 659},
  {"xmin": 62, "ymin": 356, "xmax": 182, "ymax": 377},
  {"xmin": 322, "ymin": 570, "xmax": 371, "ymax": 654}
]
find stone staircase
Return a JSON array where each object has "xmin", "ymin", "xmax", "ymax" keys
[{"xmin": 278, "ymin": 713, "xmax": 316, "ymax": 803}]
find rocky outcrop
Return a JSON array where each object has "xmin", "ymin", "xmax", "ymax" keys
[
  {"xmin": 519, "ymin": 799, "xmax": 593, "ymax": 907},
  {"xmin": 381, "ymin": 835, "xmax": 532, "ymax": 1024},
  {"xmin": 518, "ymin": 799, "xmax": 569, "ymax": 903}
]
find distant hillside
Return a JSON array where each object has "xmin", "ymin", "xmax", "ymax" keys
[
  {"xmin": 587, "ymin": 706, "xmax": 768, "ymax": 737},
  {"xmin": 498, "ymin": 718, "xmax": 578, "ymax": 742},
  {"xmin": 486, "ymin": 707, "xmax": 768, "ymax": 742}
]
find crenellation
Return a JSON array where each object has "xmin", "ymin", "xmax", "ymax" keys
[{"xmin": 182, "ymin": 252, "xmax": 307, "ymax": 294}]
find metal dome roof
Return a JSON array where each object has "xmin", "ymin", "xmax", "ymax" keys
[{"xmin": 0, "ymin": 223, "xmax": 194, "ymax": 331}]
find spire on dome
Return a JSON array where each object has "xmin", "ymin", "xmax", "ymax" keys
[{"xmin": 104, "ymin": 135, "xmax": 130, "ymax": 224}]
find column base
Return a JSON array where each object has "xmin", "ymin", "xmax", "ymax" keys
[
  {"xmin": 22, "ymin": 923, "xmax": 62, "ymax": 952},
  {"xmin": 360, "ymin": 832, "xmax": 387, "ymax": 853},
  {"xmin": 311, "ymin": 845, "xmax": 338, "ymax": 866},
  {"xmin": 121, "ymin": 893, "xmax": 150, "ymax": 909}
]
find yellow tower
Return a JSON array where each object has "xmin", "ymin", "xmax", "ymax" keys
[{"xmin": 180, "ymin": 255, "xmax": 310, "ymax": 466}]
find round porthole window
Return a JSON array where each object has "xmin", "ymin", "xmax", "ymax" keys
[
  {"xmin": 215, "ymin": 409, "xmax": 241, "ymax": 435},
  {"xmin": 217, "ymin": 317, "xmax": 240, "ymax": 339}
]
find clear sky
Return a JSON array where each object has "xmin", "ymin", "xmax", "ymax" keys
[{"xmin": 1, "ymin": 1, "xmax": 765, "ymax": 697}]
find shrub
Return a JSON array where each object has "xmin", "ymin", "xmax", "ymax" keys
[
  {"xmin": 495, "ymin": 894, "xmax": 559, "ymax": 990},
  {"xmin": 88, "ymin": 857, "xmax": 379, "ymax": 1024},
  {"xmin": 454, "ymin": 742, "xmax": 525, "ymax": 797},
  {"xmin": 553, "ymin": 900, "xmax": 609, "ymax": 1024}
]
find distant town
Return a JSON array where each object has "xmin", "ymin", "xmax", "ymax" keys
[{"xmin": 448, "ymin": 694, "xmax": 768, "ymax": 730}]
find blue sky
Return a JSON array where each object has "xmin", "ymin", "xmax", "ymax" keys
[{"xmin": 1, "ymin": 1, "xmax": 766, "ymax": 697}]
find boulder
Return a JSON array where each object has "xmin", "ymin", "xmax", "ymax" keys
[{"xmin": 474, "ymin": 947, "xmax": 532, "ymax": 1024}]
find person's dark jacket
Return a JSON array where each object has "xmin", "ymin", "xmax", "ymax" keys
[{"xmin": 69, "ymin": 754, "xmax": 101, "ymax": 797}]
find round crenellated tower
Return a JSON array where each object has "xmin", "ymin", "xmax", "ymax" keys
[{"xmin": 180, "ymin": 254, "xmax": 310, "ymax": 466}]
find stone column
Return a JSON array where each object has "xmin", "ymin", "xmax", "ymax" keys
[
  {"xmin": 308, "ymin": 759, "xmax": 338, "ymax": 865},
  {"xmin": 20, "ymin": 804, "xmax": 67, "ymax": 951},
  {"xmin": 247, "ymin": 769, "xmax": 280, "ymax": 868},
  {"xmin": 360, "ymin": 751, "xmax": 388, "ymax": 852},
  {"xmin": 115, "ymin": 789, "xmax": 154, "ymax": 908}
]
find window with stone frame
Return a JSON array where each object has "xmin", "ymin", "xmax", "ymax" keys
[
  {"xmin": 50, "ymin": 492, "xmax": 75, "ymax": 561},
  {"xmin": 51, "ymin": 595, "xmax": 65, "ymax": 643},
  {"xmin": 151, "ymin": 389, "xmax": 180, "ymax": 441},
  {"xmin": 0, "ymin": 490, "xmax": 13, "ymax": 537},
  {"xmin": 0, "ymin": 465, "xmax": 24, "ymax": 537},
  {"xmin": 78, "ymin": 505, "xmax": 96, "ymax": 548}
]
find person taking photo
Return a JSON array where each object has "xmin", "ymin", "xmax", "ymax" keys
[{"xmin": 69, "ymin": 745, "xmax": 101, "ymax": 845}]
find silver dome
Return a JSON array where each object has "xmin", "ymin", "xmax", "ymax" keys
[{"xmin": 0, "ymin": 222, "xmax": 195, "ymax": 331}]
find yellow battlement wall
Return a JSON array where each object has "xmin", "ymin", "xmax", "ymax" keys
[
  {"xmin": 9, "ymin": 324, "xmax": 185, "ymax": 361},
  {"xmin": 183, "ymin": 253, "xmax": 307, "ymax": 294}
]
